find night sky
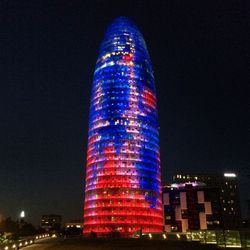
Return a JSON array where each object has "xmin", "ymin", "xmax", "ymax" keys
[{"xmin": 1, "ymin": 0, "xmax": 249, "ymax": 226}]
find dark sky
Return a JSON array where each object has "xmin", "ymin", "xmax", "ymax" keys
[{"xmin": 1, "ymin": 0, "xmax": 249, "ymax": 226}]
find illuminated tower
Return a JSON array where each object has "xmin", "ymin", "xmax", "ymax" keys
[{"xmin": 83, "ymin": 17, "xmax": 163, "ymax": 236}]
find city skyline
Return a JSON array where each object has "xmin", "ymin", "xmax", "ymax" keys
[{"xmin": 1, "ymin": 0, "xmax": 249, "ymax": 225}]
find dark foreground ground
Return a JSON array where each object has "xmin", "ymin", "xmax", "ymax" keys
[{"xmin": 45, "ymin": 237, "xmax": 219, "ymax": 250}]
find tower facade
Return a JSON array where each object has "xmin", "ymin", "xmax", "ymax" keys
[{"xmin": 83, "ymin": 17, "xmax": 162, "ymax": 236}]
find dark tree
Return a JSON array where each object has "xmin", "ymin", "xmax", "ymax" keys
[
  {"xmin": 19, "ymin": 223, "xmax": 36, "ymax": 236},
  {"xmin": 0, "ymin": 217, "xmax": 19, "ymax": 233}
]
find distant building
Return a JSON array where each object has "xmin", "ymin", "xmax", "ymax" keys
[
  {"xmin": 40, "ymin": 214, "xmax": 62, "ymax": 231},
  {"xmin": 242, "ymin": 219, "xmax": 249, "ymax": 228},
  {"xmin": 247, "ymin": 199, "xmax": 250, "ymax": 220},
  {"xmin": 163, "ymin": 182, "xmax": 221, "ymax": 232},
  {"xmin": 65, "ymin": 220, "xmax": 83, "ymax": 229},
  {"xmin": 242, "ymin": 199, "xmax": 250, "ymax": 228},
  {"xmin": 172, "ymin": 172, "xmax": 241, "ymax": 229}
]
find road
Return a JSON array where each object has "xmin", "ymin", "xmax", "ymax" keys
[
  {"xmin": 23, "ymin": 238, "xmax": 59, "ymax": 250},
  {"xmin": 24, "ymin": 237, "xmax": 219, "ymax": 250},
  {"xmin": 18, "ymin": 237, "xmax": 221, "ymax": 250}
]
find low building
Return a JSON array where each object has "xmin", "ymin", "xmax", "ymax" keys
[
  {"xmin": 65, "ymin": 219, "xmax": 83, "ymax": 229},
  {"xmin": 40, "ymin": 214, "xmax": 62, "ymax": 231},
  {"xmin": 163, "ymin": 182, "xmax": 221, "ymax": 232},
  {"xmin": 172, "ymin": 172, "xmax": 242, "ymax": 229}
]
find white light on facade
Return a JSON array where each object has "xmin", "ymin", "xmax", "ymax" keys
[
  {"xmin": 20, "ymin": 210, "xmax": 25, "ymax": 218},
  {"xmin": 224, "ymin": 173, "xmax": 236, "ymax": 178}
]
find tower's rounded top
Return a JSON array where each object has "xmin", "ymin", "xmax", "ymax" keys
[
  {"xmin": 98, "ymin": 16, "xmax": 149, "ymax": 61},
  {"xmin": 107, "ymin": 16, "xmax": 138, "ymax": 29},
  {"xmin": 103, "ymin": 16, "xmax": 142, "ymax": 40}
]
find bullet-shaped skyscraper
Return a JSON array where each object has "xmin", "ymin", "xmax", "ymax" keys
[{"xmin": 84, "ymin": 17, "xmax": 163, "ymax": 236}]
